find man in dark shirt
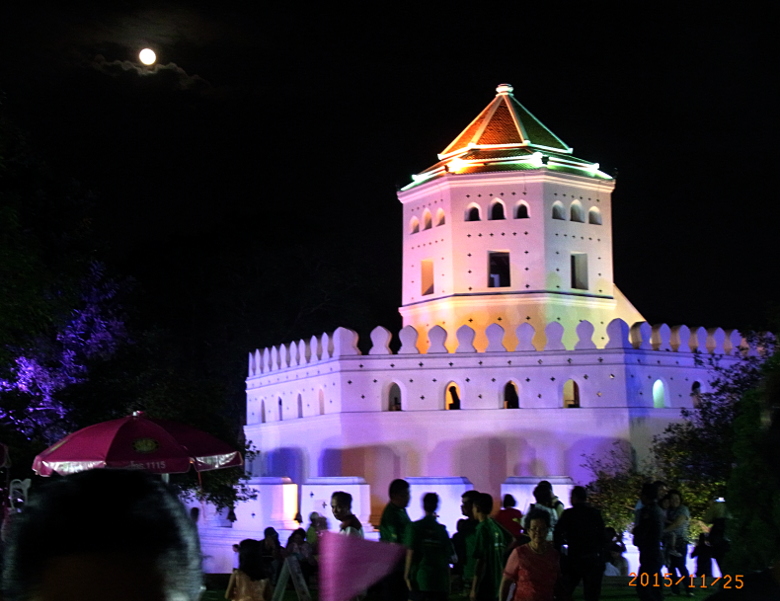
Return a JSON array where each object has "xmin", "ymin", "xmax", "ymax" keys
[
  {"xmin": 453, "ymin": 490, "xmax": 480, "ymax": 593},
  {"xmin": 554, "ymin": 486, "xmax": 605, "ymax": 601},
  {"xmin": 404, "ymin": 493, "xmax": 455, "ymax": 601},
  {"xmin": 471, "ymin": 493, "xmax": 512, "ymax": 601},
  {"xmin": 379, "ymin": 478, "xmax": 411, "ymax": 601},
  {"xmin": 633, "ymin": 482, "xmax": 665, "ymax": 601},
  {"xmin": 380, "ymin": 479, "xmax": 411, "ymax": 544}
]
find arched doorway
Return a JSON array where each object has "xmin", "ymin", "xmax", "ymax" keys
[
  {"xmin": 563, "ymin": 380, "xmax": 580, "ymax": 408},
  {"xmin": 504, "ymin": 381, "xmax": 519, "ymax": 408},
  {"xmin": 445, "ymin": 382, "xmax": 461, "ymax": 410},
  {"xmin": 388, "ymin": 383, "xmax": 402, "ymax": 411}
]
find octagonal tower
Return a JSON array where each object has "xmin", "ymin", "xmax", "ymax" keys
[{"xmin": 398, "ymin": 84, "xmax": 644, "ymax": 351}]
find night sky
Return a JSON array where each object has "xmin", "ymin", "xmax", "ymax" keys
[{"xmin": 1, "ymin": 2, "xmax": 777, "ymax": 349}]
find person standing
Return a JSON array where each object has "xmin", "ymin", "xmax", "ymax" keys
[
  {"xmin": 453, "ymin": 489, "xmax": 480, "ymax": 594},
  {"xmin": 523, "ymin": 485, "xmax": 557, "ymax": 541},
  {"xmin": 664, "ymin": 490, "xmax": 693, "ymax": 597},
  {"xmin": 260, "ymin": 527, "xmax": 284, "ymax": 585},
  {"xmin": 500, "ymin": 508, "xmax": 569, "ymax": 601},
  {"xmin": 633, "ymin": 483, "xmax": 664, "ymax": 601},
  {"xmin": 553, "ymin": 486, "xmax": 606, "ymax": 601},
  {"xmin": 404, "ymin": 493, "xmax": 455, "ymax": 601},
  {"xmin": 379, "ymin": 479, "xmax": 411, "ymax": 601},
  {"xmin": 471, "ymin": 493, "xmax": 512, "ymax": 601},
  {"xmin": 331, "ymin": 491, "xmax": 364, "ymax": 538},
  {"xmin": 495, "ymin": 494, "xmax": 524, "ymax": 540},
  {"xmin": 537, "ymin": 481, "xmax": 564, "ymax": 520},
  {"xmin": 702, "ymin": 497, "xmax": 730, "ymax": 575}
]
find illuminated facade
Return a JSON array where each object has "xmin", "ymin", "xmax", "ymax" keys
[
  {"xmin": 398, "ymin": 83, "xmax": 643, "ymax": 352},
  {"xmin": 198, "ymin": 85, "xmax": 743, "ymax": 569}
]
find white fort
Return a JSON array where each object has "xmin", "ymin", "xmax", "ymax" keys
[{"xmin": 197, "ymin": 84, "xmax": 742, "ymax": 571}]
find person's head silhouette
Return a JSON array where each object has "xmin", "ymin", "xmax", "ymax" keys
[{"xmin": 2, "ymin": 469, "xmax": 203, "ymax": 601}]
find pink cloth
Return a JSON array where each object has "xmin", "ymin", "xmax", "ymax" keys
[
  {"xmin": 319, "ymin": 531, "xmax": 405, "ymax": 601},
  {"xmin": 503, "ymin": 544, "xmax": 563, "ymax": 601}
]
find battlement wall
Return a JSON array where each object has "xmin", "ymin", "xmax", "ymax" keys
[
  {"xmin": 245, "ymin": 319, "xmax": 744, "ymax": 424},
  {"xmin": 247, "ymin": 319, "xmax": 745, "ymax": 377}
]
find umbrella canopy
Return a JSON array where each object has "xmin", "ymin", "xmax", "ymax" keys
[{"xmin": 32, "ymin": 412, "xmax": 243, "ymax": 476}]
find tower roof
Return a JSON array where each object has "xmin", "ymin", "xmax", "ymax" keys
[
  {"xmin": 402, "ymin": 84, "xmax": 611, "ymax": 191},
  {"xmin": 440, "ymin": 83, "xmax": 570, "ymax": 156}
]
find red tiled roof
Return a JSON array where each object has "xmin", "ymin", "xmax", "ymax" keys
[{"xmin": 441, "ymin": 84, "xmax": 569, "ymax": 155}]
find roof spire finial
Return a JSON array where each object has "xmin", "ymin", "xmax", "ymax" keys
[{"xmin": 496, "ymin": 83, "xmax": 514, "ymax": 95}]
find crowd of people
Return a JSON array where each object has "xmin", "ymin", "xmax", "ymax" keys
[
  {"xmin": 227, "ymin": 519, "xmax": 323, "ymax": 600},
  {"xmin": 632, "ymin": 481, "xmax": 727, "ymax": 601},
  {"xmin": 366, "ymin": 479, "xmax": 626, "ymax": 601},
  {"xmin": 327, "ymin": 478, "xmax": 739, "ymax": 601},
  {"xmin": 0, "ymin": 468, "xmax": 752, "ymax": 601}
]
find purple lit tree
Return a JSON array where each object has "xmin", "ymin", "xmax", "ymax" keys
[{"xmin": 0, "ymin": 263, "xmax": 128, "ymax": 443}]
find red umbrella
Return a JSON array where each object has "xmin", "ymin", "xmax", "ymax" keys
[{"xmin": 32, "ymin": 412, "xmax": 242, "ymax": 476}]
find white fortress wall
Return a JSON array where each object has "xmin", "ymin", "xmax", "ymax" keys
[{"xmin": 244, "ymin": 320, "xmax": 743, "ymax": 522}]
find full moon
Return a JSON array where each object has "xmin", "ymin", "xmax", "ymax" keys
[{"xmin": 139, "ymin": 48, "xmax": 156, "ymax": 65}]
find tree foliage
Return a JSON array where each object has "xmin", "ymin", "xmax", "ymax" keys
[
  {"xmin": 584, "ymin": 341, "xmax": 774, "ymax": 546},
  {"xmin": 583, "ymin": 441, "xmax": 647, "ymax": 534},
  {"xmin": 724, "ymin": 350, "xmax": 780, "ymax": 571}
]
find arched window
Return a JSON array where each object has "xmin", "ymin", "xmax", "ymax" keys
[
  {"xmin": 436, "ymin": 208, "xmax": 446, "ymax": 226},
  {"xmin": 445, "ymin": 382, "xmax": 461, "ymax": 410},
  {"xmin": 588, "ymin": 207, "xmax": 602, "ymax": 225},
  {"xmin": 563, "ymin": 380, "xmax": 580, "ymax": 408},
  {"xmin": 570, "ymin": 201, "xmax": 585, "ymax": 223},
  {"xmin": 515, "ymin": 202, "xmax": 529, "ymax": 219},
  {"xmin": 465, "ymin": 204, "xmax": 481, "ymax": 221},
  {"xmin": 409, "ymin": 217, "xmax": 420, "ymax": 234},
  {"xmin": 278, "ymin": 397, "xmax": 283, "ymax": 421},
  {"xmin": 652, "ymin": 380, "xmax": 667, "ymax": 408},
  {"xmin": 552, "ymin": 201, "xmax": 565, "ymax": 220},
  {"xmin": 489, "ymin": 200, "xmax": 506, "ymax": 220},
  {"xmin": 423, "ymin": 209, "xmax": 433, "ymax": 230},
  {"xmin": 318, "ymin": 389, "xmax": 325, "ymax": 415},
  {"xmin": 387, "ymin": 383, "xmax": 402, "ymax": 411},
  {"xmin": 691, "ymin": 381, "xmax": 702, "ymax": 407},
  {"xmin": 297, "ymin": 393, "xmax": 303, "ymax": 418},
  {"xmin": 504, "ymin": 381, "xmax": 519, "ymax": 408}
]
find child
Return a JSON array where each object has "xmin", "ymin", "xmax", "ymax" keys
[{"xmin": 691, "ymin": 533, "xmax": 713, "ymax": 578}]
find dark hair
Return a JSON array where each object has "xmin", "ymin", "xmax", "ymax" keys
[
  {"xmin": 641, "ymin": 482, "xmax": 658, "ymax": 502},
  {"xmin": 423, "ymin": 493, "xmax": 439, "ymax": 513},
  {"xmin": 331, "ymin": 491, "xmax": 352, "ymax": 508},
  {"xmin": 2, "ymin": 469, "xmax": 202, "ymax": 601},
  {"xmin": 533, "ymin": 484, "xmax": 552, "ymax": 505},
  {"xmin": 667, "ymin": 489, "xmax": 684, "ymax": 504},
  {"xmin": 502, "ymin": 494, "xmax": 516, "ymax": 508},
  {"xmin": 287, "ymin": 528, "xmax": 306, "ymax": 545},
  {"xmin": 474, "ymin": 493, "xmax": 493, "ymax": 515},
  {"xmin": 461, "ymin": 490, "xmax": 480, "ymax": 503},
  {"xmin": 538, "ymin": 480, "xmax": 552, "ymax": 490},
  {"xmin": 264, "ymin": 527, "xmax": 278, "ymax": 539},
  {"xmin": 526, "ymin": 507, "xmax": 551, "ymax": 528},
  {"xmin": 571, "ymin": 486, "xmax": 587, "ymax": 503},
  {"xmin": 238, "ymin": 539, "xmax": 269, "ymax": 581},
  {"xmin": 389, "ymin": 479, "xmax": 409, "ymax": 498}
]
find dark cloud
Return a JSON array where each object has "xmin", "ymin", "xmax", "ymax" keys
[{"xmin": 90, "ymin": 54, "xmax": 210, "ymax": 92}]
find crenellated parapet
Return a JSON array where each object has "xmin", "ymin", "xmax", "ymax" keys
[{"xmin": 247, "ymin": 320, "xmax": 746, "ymax": 376}]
